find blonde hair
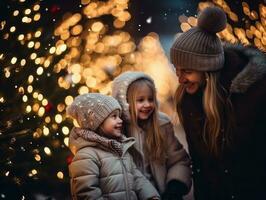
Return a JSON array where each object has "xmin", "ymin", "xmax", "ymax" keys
[
  {"xmin": 127, "ymin": 79, "xmax": 166, "ymax": 163},
  {"xmin": 175, "ymin": 71, "xmax": 234, "ymax": 156}
]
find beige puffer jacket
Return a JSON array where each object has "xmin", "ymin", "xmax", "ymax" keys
[
  {"xmin": 68, "ymin": 127, "xmax": 160, "ymax": 200},
  {"xmin": 112, "ymin": 71, "xmax": 192, "ymax": 194}
]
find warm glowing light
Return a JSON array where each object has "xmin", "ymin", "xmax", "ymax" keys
[
  {"xmin": 38, "ymin": 107, "xmax": 45, "ymax": 117},
  {"xmin": 42, "ymin": 99, "xmax": 48, "ymax": 106},
  {"xmin": 43, "ymin": 126, "xmax": 49, "ymax": 136},
  {"xmin": 35, "ymin": 30, "xmax": 42, "ymax": 38},
  {"xmin": 26, "ymin": 105, "xmax": 32, "ymax": 113},
  {"xmin": 45, "ymin": 116, "xmax": 51, "ymax": 123},
  {"xmin": 25, "ymin": 9, "xmax": 31, "ymax": 15},
  {"xmin": 62, "ymin": 126, "xmax": 70, "ymax": 135},
  {"xmin": 64, "ymin": 137, "xmax": 69, "ymax": 146},
  {"xmin": 65, "ymin": 96, "xmax": 73, "ymax": 107},
  {"xmin": 33, "ymin": 4, "xmax": 40, "ymax": 11},
  {"xmin": 44, "ymin": 147, "xmax": 52, "ymax": 155},
  {"xmin": 37, "ymin": 94, "xmax": 43, "ymax": 101},
  {"xmin": 10, "ymin": 26, "xmax": 16, "ymax": 32},
  {"xmin": 13, "ymin": 10, "xmax": 19, "ymax": 16},
  {"xmin": 55, "ymin": 114, "xmax": 63, "ymax": 123},
  {"xmin": 11, "ymin": 57, "xmax": 17, "ymax": 64},
  {"xmin": 49, "ymin": 47, "xmax": 56, "ymax": 54},
  {"xmin": 18, "ymin": 34, "xmax": 24, "ymax": 41},
  {"xmin": 36, "ymin": 67, "xmax": 44, "ymax": 75},
  {"xmin": 78, "ymin": 86, "xmax": 89, "ymax": 94},
  {"xmin": 30, "ymin": 53, "xmax": 37, "ymax": 60},
  {"xmin": 34, "ymin": 13, "xmax": 41, "ymax": 21},
  {"xmin": 21, "ymin": 59, "xmax": 26, "ymax": 66},
  {"xmin": 22, "ymin": 95, "xmax": 28, "ymax": 102},
  {"xmin": 28, "ymin": 41, "xmax": 34, "ymax": 48},
  {"xmin": 34, "ymin": 154, "xmax": 41, "ymax": 161},
  {"xmin": 27, "ymin": 85, "xmax": 33, "ymax": 93},
  {"xmin": 57, "ymin": 171, "xmax": 64, "ymax": 179}
]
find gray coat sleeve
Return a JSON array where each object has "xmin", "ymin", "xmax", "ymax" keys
[
  {"xmin": 133, "ymin": 159, "xmax": 160, "ymax": 200},
  {"xmin": 164, "ymin": 122, "xmax": 192, "ymax": 190},
  {"xmin": 69, "ymin": 152, "xmax": 104, "ymax": 200}
]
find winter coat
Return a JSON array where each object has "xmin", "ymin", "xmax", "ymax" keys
[
  {"xmin": 111, "ymin": 73, "xmax": 191, "ymax": 195},
  {"xmin": 135, "ymin": 112, "xmax": 192, "ymax": 194},
  {"xmin": 180, "ymin": 44, "xmax": 266, "ymax": 200},
  {"xmin": 68, "ymin": 127, "xmax": 160, "ymax": 200}
]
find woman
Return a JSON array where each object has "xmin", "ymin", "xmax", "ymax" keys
[{"xmin": 170, "ymin": 6, "xmax": 266, "ymax": 200}]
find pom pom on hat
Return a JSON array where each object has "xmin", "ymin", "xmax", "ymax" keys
[
  {"xmin": 170, "ymin": 6, "xmax": 227, "ymax": 72},
  {"xmin": 198, "ymin": 6, "xmax": 227, "ymax": 34}
]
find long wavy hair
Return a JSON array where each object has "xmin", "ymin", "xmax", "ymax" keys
[
  {"xmin": 175, "ymin": 71, "xmax": 234, "ymax": 156},
  {"xmin": 127, "ymin": 79, "xmax": 166, "ymax": 163}
]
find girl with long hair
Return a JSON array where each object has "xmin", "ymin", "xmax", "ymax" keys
[{"xmin": 112, "ymin": 71, "xmax": 191, "ymax": 200}]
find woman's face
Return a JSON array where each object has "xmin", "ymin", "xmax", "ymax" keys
[
  {"xmin": 134, "ymin": 84, "xmax": 155, "ymax": 121},
  {"xmin": 176, "ymin": 68, "xmax": 205, "ymax": 94}
]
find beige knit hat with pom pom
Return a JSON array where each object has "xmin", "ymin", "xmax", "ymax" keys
[{"xmin": 170, "ymin": 6, "xmax": 227, "ymax": 71}]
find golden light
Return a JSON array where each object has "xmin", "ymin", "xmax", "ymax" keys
[
  {"xmin": 33, "ymin": 103, "xmax": 40, "ymax": 112},
  {"xmin": 42, "ymin": 99, "xmax": 48, "ymax": 106},
  {"xmin": 34, "ymin": 154, "xmax": 41, "ymax": 161},
  {"xmin": 25, "ymin": 9, "xmax": 31, "ymax": 15},
  {"xmin": 43, "ymin": 126, "xmax": 50, "ymax": 136},
  {"xmin": 21, "ymin": 59, "xmax": 26, "ymax": 66},
  {"xmin": 33, "ymin": 13, "xmax": 41, "ymax": 21},
  {"xmin": 28, "ymin": 41, "xmax": 35, "ymax": 48},
  {"xmin": 38, "ymin": 107, "xmax": 45, "ymax": 117},
  {"xmin": 4, "ymin": 68, "xmax": 11, "ymax": 78},
  {"xmin": 55, "ymin": 114, "xmax": 63, "ymax": 123},
  {"xmin": 57, "ymin": 103, "xmax": 65, "ymax": 112},
  {"xmin": 35, "ymin": 30, "xmax": 42, "ymax": 38},
  {"xmin": 31, "ymin": 169, "xmax": 37, "ymax": 175},
  {"xmin": 26, "ymin": 105, "xmax": 32, "ymax": 113},
  {"xmin": 11, "ymin": 57, "xmax": 17, "ymax": 64},
  {"xmin": 71, "ymin": 25, "xmax": 83, "ymax": 35},
  {"xmin": 65, "ymin": 96, "xmax": 74, "ymax": 106},
  {"xmin": 27, "ymin": 85, "xmax": 33, "ymax": 93},
  {"xmin": 64, "ymin": 137, "xmax": 69, "ymax": 146},
  {"xmin": 62, "ymin": 126, "xmax": 70, "ymax": 135},
  {"xmin": 45, "ymin": 116, "xmax": 51, "ymax": 124},
  {"xmin": 10, "ymin": 26, "xmax": 16, "ymax": 32},
  {"xmin": 22, "ymin": 95, "xmax": 28, "ymax": 102},
  {"xmin": 0, "ymin": 97, "xmax": 5, "ymax": 103},
  {"xmin": 18, "ymin": 34, "xmax": 24, "ymax": 41},
  {"xmin": 33, "ymin": 4, "xmax": 40, "ymax": 11},
  {"xmin": 30, "ymin": 53, "xmax": 37, "ymax": 60},
  {"xmin": 13, "ymin": 10, "xmax": 19, "ymax": 16},
  {"xmin": 57, "ymin": 171, "xmax": 64, "ymax": 179},
  {"xmin": 36, "ymin": 67, "xmax": 44, "ymax": 75},
  {"xmin": 78, "ymin": 86, "xmax": 89, "ymax": 94},
  {"xmin": 37, "ymin": 94, "xmax": 43, "ymax": 101},
  {"xmin": 44, "ymin": 147, "xmax": 52, "ymax": 156},
  {"xmin": 49, "ymin": 47, "xmax": 56, "ymax": 54},
  {"xmin": 91, "ymin": 22, "xmax": 104, "ymax": 32},
  {"xmin": 71, "ymin": 74, "xmax": 81, "ymax": 84}
]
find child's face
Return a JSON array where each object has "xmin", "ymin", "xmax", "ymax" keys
[
  {"xmin": 100, "ymin": 109, "xmax": 123, "ymax": 138},
  {"xmin": 135, "ymin": 84, "xmax": 155, "ymax": 121}
]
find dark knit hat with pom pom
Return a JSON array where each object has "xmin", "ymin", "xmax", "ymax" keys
[{"xmin": 170, "ymin": 6, "xmax": 227, "ymax": 71}]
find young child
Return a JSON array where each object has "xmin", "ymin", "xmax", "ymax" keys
[
  {"xmin": 67, "ymin": 93, "xmax": 160, "ymax": 200},
  {"xmin": 112, "ymin": 71, "xmax": 192, "ymax": 200}
]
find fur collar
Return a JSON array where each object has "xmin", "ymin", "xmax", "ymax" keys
[{"xmin": 224, "ymin": 44, "xmax": 266, "ymax": 93}]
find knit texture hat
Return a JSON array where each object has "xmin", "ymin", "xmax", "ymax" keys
[
  {"xmin": 112, "ymin": 71, "xmax": 155, "ymax": 121},
  {"xmin": 170, "ymin": 6, "xmax": 227, "ymax": 71},
  {"xmin": 66, "ymin": 93, "xmax": 121, "ymax": 131}
]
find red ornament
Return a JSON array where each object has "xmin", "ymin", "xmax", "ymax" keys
[
  {"xmin": 66, "ymin": 154, "xmax": 74, "ymax": 165},
  {"xmin": 50, "ymin": 5, "xmax": 60, "ymax": 14},
  {"xmin": 44, "ymin": 102, "xmax": 53, "ymax": 112}
]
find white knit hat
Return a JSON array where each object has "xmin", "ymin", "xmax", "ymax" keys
[
  {"xmin": 112, "ymin": 71, "xmax": 155, "ymax": 121},
  {"xmin": 66, "ymin": 93, "xmax": 122, "ymax": 130}
]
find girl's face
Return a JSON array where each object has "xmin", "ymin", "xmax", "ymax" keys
[
  {"xmin": 100, "ymin": 109, "xmax": 123, "ymax": 138},
  {"xmin": 135, "ymin": 84, "xmax": 155, "ymax": 121},
  {"xmin": 176, "ymin": 68, "xmax": 205, "ymax": 94}
]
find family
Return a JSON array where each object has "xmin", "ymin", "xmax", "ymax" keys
[{"xmin": 66, "ymin": 7, "xmax": 266, "ymax": 200}]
